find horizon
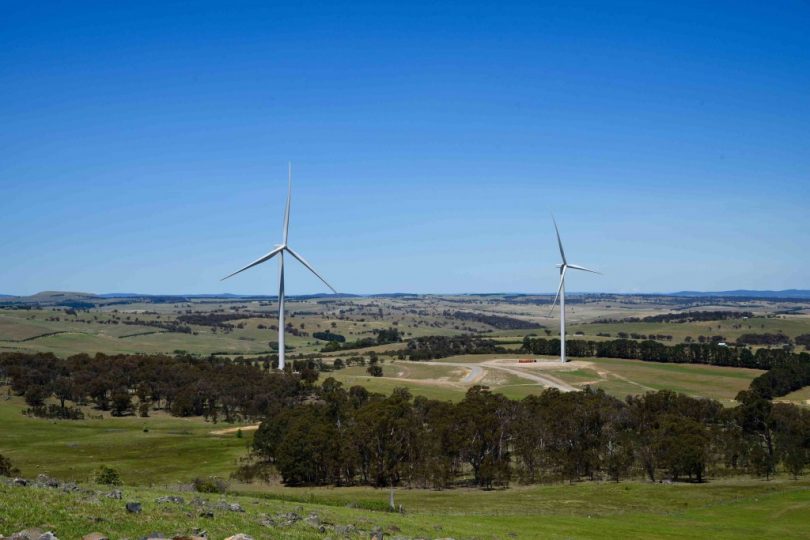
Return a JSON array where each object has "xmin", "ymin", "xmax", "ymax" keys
[
  {"xmin": 2, "ymin": 2, "xmax": 808, "ymax": 295},
  {"xmin": 4, "ymin": 287, "xmax": 810, "ymax": 299}
]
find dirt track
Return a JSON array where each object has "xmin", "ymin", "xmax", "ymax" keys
[{"xmin": 400, "ymin": 359, "xmax": 577, "ymax": 392}]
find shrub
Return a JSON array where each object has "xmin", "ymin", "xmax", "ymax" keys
[
  {"xmin": 95, "ymin": 465, "xmax": 122, "ymax": 486},
  {"xmin": 0, "ymin": 453, "xmax": 19, "ymax": 477},
  {"xmin": 193, "ymin": 476, "xmax": 228, "ymax": 493},
  {"xmin": 367, "ymin": 364, "xmax": 383, "ymax": 377}
]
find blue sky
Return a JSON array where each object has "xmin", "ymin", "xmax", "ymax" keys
[{"xmin": 2, "ymin": 1, "xmax": 808, "ymax": 295}]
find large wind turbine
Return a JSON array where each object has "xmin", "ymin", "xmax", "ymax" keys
[
  {"xmin": 222, "ymin": 164, "xmax": 336, "ymax": 371},
  {"xmin": 548, "ymin": 217, "xmax": 600, "ymax": 363}
]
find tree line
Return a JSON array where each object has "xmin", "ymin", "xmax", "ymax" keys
[
  {"xmin": 403, "ymin": 335, "xmax": 506, "ymax": 360},
  {"xmin": 444, "ymin": 310, "xmax": 543, "ymax": 330},
  {"xmin": 0, "ymin": 352, "xmax": 307, "ymax": 422},
  {"xmin": 520, "ymin": 336, "xmax": 810, "ymax": 370},
  {"xmin": 251, "ymin": 380, "xmax": 810, "ymax": 488},
  {"xmin": 593, "ymin": 311, "xmax": 754, "ymax": 324}
]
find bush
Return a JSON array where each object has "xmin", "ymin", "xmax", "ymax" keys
[
  {"xmin": 0, "ymin": 453, "xmax": 19, "ymax": 477},
  {"xmin": 193, "ymin": 476, "xmax": 228, "ymax": 493},
  {"xmin": 367, "ymin": 365, "xmax": 383, "ymax": 377},
  {"xmin": 95, "ymin": 465, "xmax": 122, "ymax": 486}
]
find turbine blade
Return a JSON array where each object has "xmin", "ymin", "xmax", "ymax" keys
[
  {"xmin": 552, "ymin": 215, "xmax": 567, "ymax": 265},
  {"xmin": 567, "ymin": 264, "xmax": 601, "ymax": 275},
  {"xmin": 285, "ymin": 246, "xmax": 337, "ymax": 293},
  {"xmin": 221, "ymin": 245, "xmax": 284, "ymax": 281},
  {"xmin": 548, "ymin": 267, "xmax": 567, "ymax": 316},
  {"xmin": 282, "ymin": 162, "xmax": 292, "ymax": 245}
]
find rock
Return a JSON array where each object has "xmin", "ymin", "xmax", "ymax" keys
[
  {"xmin": 190, "ymin": 529, "xmax": 207, "ymax": 538},
  {"xmin": 228, "ymin": 503, "xmax": 244, "ymax": 513},
  {"xmin": 9, "ymin": 528, "xmax": 43, "ymax": 540},
  {"xmin": 81, "ymin": 533, "xmax": 108, "ymax": 540},
  {"xmin": 106, "ymin": 490, "xmax": 122, "ymax": 499},
  {"xmin": 155, "ymin": 496, "xmax": 185, "ymax": 504},
  {"xmin": 199, "ymin": 511, "xmax": 214, "ymax": 519},
  {"xmin": 12, "ymin": 478, "xmax": 28, "ymax": 487},
  {"xmin": 141, "ymin": 534, "xmax": 165, "ymax": 540},
  {"xmin": 125, "ymin": 502, "xmax": 142, "ymax": 513},
  {"xmin": 334, "ymin": 525, "xmax": 356, "ymax": 536},
  {"xmin": 35, "ymin": 474, "xmax": 59, "ymax": 488},
  {"xmin": 38, "ymin": 533, "xmax": 59, "ymax": 540},
  {"xmin": 171, "ymin": 537, "xmax": 206, "ymax": 540},
  {"xmin": 305, "ymin": 513, "xmax": 321, "ymax": 527},
  {"xmin": 369, "ymin": 526, "xmax": 384, "ymax": 540},
  {"xmin": 224, "ymin": 535, "xmax": 253, "ymax": 540},
  {"xmin": 61, "ymin": 482, "xmax": 80, "ymax": 493}
]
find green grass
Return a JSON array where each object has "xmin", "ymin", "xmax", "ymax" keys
[
  {"xmin": 583, "ymin": 357, "xmax": 763, "ymax": 404},
  {"xmin": 2, "ymin": 479, "xmax": 809, "ymax": 539},
  {"xmin": 0, "ymin": 392, "xmax": 249, "ymax": 485}
]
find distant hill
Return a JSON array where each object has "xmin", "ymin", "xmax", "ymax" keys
[
  {"xmin": 3, "ymin": 289, "xmax": 809, "ymax": 305},
  {"xmin": 669, "ymin": 290, "xmax": 810, "ymax": 299}
]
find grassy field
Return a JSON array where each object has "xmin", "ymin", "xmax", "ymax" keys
[
  {"xmin": 327, "ymin": 355, "xmax": 765, "ymax": 405},
  {"xmin": 0, "ymin": 390, "xmax": 249, "ymax": 485},
  {"xmin": 569, "ymin": 315, "xmax": 810, "ymax": 345},
  {"xmin": 2, "ymin": 478, "xmax": 808, "ymax": 539}
]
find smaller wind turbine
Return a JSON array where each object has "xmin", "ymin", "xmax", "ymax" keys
[
  {"xmin": 221, "ymin": 163, "xmax": 336, "ymax": 371},
  {"xmin": 548, "ymin": 217, "xmax": 600, "ymax": 363}
]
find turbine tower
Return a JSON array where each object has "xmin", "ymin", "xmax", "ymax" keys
[
  {"xmin": 548, "ymin": 217, "xmax": 600, "ymax": 363},
  {"xmin": 222, "ymin": 163, "xmax": 336, "ymax": 371}
]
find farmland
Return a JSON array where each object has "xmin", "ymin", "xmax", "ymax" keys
[{"xmin": 2, "ymin": 292, "xmax": 810, "ymax": 539}]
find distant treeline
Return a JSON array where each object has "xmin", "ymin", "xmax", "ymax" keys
[
  {"xmin": 0, "ymin": 352, "xmax": 307, "ymax": 422},
  {"xmin": 444, "ymin": 310, "xmax": 543, "ymax": 330},
  {"xmin": 593, "ymin": 311, "xmax": 754, "ymax": 324},
  {"xmin": 737, "ymin": 333, "xmax": 792, "ymax": 346},
  {"xmin": 251, "ymin": 381, "xmax": 810, "ymax": 488},
  {"xmin": 176, "ymin": 312, "xmax": 264, "ymax": 327},
  {"xmin": 404, "ymin": 335, "xmax": 506, "ymax": 360},
  {"xmin": 520, "ymin": 336, "xmax": 809, "ymax": 370},
  {"xmin": 321, "ymin": 328, "xmax": 402, "ymax": 353},
  {"xmin": 313, "ymin": 331, "xmax": 346, "ymax": 343}
]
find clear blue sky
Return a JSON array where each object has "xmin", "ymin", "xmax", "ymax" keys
[{"xmin": 2, "ymin": 1, "xmax": 808, "ymax": 296}]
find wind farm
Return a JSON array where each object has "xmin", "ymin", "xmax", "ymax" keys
[{"xmin": 2, "ymin": 2, "xmax": 810, "ymax": 539}]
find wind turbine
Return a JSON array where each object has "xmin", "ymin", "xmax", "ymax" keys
[
  {"xmin": 548, "ymin": 217, "xmax": 600, "ymax": 363},
  {"xmin": 221, "ymin": 163, "xmax": 336, "ymax": 371}
]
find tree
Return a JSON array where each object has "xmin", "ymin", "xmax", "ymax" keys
[
  {"xmin": 111, "ymin": 387, "xmax": 133, "ymax": 417},
  {"xmin": 53, "ymin": 376, "xmax": 75, "ymax": 410},
  {"xmin": 367, "ymin": 365, "xmax": 383, "ymax": 377},
  {"xmin": 24, "ymin": 384, "xmax": 48, "ymax": 407}
]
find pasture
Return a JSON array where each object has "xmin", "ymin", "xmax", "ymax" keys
[
  {"xmin": 2, "ymin": 476, "xmax": 808, "ymax": 539},
  {"xmin": 329, "ymin": 355, "xmax": 765, "ymax": 404}
]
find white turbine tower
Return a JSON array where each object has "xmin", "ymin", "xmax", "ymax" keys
[
  {"xmin": 548, "ymin": 217, "xmax": 600, "ymax": 363},
  {"xmin": 222, "ymin": 163, "xmax": 336, "ymax": 371}
]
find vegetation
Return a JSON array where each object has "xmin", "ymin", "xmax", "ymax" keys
[
  {"xmin": 595, "ymin": 311, "xmax": 754, "ymax": 324},
  {"xmin": 251, "ymin": 379, "xmax": 810, "ymax": 488},
  {"xmin": 94, "ymin": 465, "xmax": 122, "ymax": 486},
  {"xmin": 0, "ymin": 352, "xmax": 308, "ymax": 422},
  {"xmin": 0, "ymin": 453, "xmax": 18, "ymax": 477},
  {"xmin": 738, "ymin": 333, "xmax": 793, "ymax": 346},
  {"xmin": 521, "ymin": 336, "xmax": 810, "ymax": 369},
  {"xmin": 2, "ymin": 479, "xmax": 810, "ymax": 539},
  {"xmin": 321, "ymin": 328, "xmax": 402, "ymax": 352},
  {"xmin": 404, "ymin": 335, "xmax": 506, "ymax": 360},
  {"xmin": 445, "ymin": 310, "xmax": 543, "ymax": 330}
]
